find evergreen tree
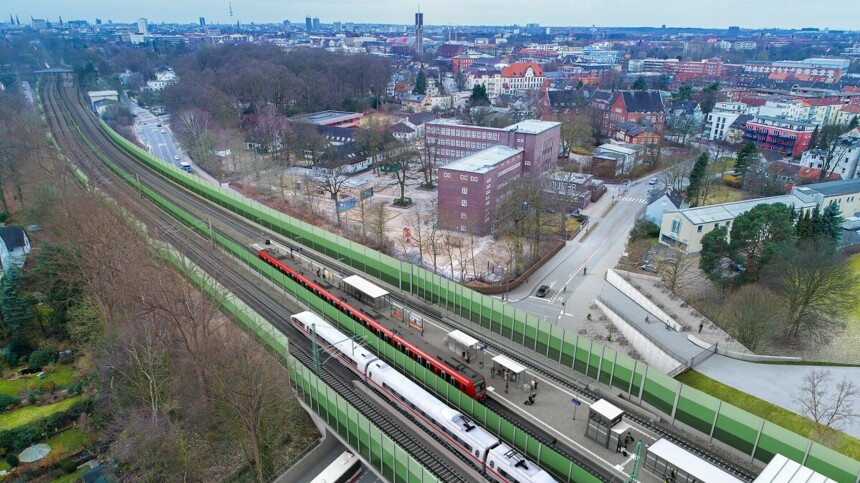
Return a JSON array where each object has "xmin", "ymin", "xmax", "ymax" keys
[
  {"xmin": 821, "ymin": 202, "xmax": 843, "ymax": 243},
  {"xmin": 686, "ymin": 152, "xmax": 709, "ymax": 206},
  {"xmin": 734, "ymin": 142, "xmax": 757, "ymax": 179},
  {"xmin": 850, "ymin": 116, "xmax": 859, "ymax": 130},
  {"xmin": 796, "ymin": 210, "xmax": 814, "ymax": 240},
  {"xmin": 699, "ymin": 226, "xmax": 730, "ymax": 282},
  {"xmin": 469, "ymin": 84, "xmax": 490, "ymax": 106},
  {"xmin": 631, "ymin": 75, "xmax": 648, "ymax": 90},
  {"xmin": 673, "ymin": 84, "xmax": 693, "ymax": 102},
  {"xmin": 1, "ymin": 266, "xmax": 32, "ymax": 339},
  {"xmin": 809, "ymin": 125, "xmax": 819, "ymax": 149},
  {"xmin": 413, "ymin": 70, "xmax": 427, "ymax": 95}
]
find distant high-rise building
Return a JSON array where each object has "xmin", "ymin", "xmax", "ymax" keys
[
  {"xmin": 199, "ymin": 17, "xmax": 205, "ymax": 27},
  {"xmin": 305, "ymin": 16, "xmax": 312, "ymax": 31},
  {"xmin": 95, "ymin": 18, "xmax": 101, "ymax": 25},
  {"xmin": 312, "ymin": 16, "xmax": 320, "ymax": 30},
  {"xmin": 727, "ymin": 26, "xmax": 740, "ymax": 37},
  {"xmin": 137, "ymin": 17, "xmax": 148, "ymax": 35},
  {"xmin": 415, "ymin": 11, "xmax": 424, "ymax": 54}
]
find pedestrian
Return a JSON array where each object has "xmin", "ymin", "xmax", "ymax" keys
[
  {"xmin": 490, "ymin": 367, "xmax": 495, "ymax": 378},
  {"xmin": 531, "ymin": 378, "xmax": 536, "ymax": 391},
  {"xmin": 420, "ymin": 326, "xmax": 424, "ymax": 337},
  {"xmin": 505, "ymin": 382, "xmax": 509, "ymax": 394},
  {"xmin": 534, "ymin": 379, "xmax": 538, "ymax": 392},
  {"xmin": 583, "ymin": 267, "xmax": 587, "ymax": 276},
  {"xmin": 645, "ymin": 315, "xmax": 650, "ymax": 323},
  {"xmin": 587, "ymin": 313, "xmax": 592, "ymax": 320},
  {"xmin": 479, "ymin": 359, "xmax": 484, "ymax": 369},
  {"xmin": 563, "ymin": 286, "xmax": 566, "ymax": 293},
  {"xmin": 698, "ymin": 322, "xmax": 704, "ymax": 333}
]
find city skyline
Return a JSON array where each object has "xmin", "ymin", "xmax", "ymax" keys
[{"xmin": 4, "ymin": 0, "xmax": 858, "ymax": 30}]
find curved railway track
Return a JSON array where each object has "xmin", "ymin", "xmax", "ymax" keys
[
  {"xmin": 44, "ymin": 72, "xmax": 756, "ymax": 482},
  {"xmin": 41, "ymin": 73, "xmax": 473, "ymax": 483}
]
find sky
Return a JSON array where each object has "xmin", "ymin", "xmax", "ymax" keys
[{"xmin": 4, "ymin": 0, "xmax": 858, "ymax": 31}]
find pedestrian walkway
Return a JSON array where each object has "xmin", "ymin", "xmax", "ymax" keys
[{"xmin": 619, "ymin": 196, "xmax": 647, "ymax": 203}]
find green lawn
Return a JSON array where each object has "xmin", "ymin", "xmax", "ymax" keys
[
  {"xmin": 49, "ymin": 466, "xmax": 87, "ymax": 483},
  {"xmin": 0, "ymin": 459, "xmax": 9, "ymax": 472},
  {"xmin": 677, "ymin": 370, "xmax": 860, "ymax": 459},
  {"xmin": 45, "ymin": 428, "xmax": 90, "ymax": 453},
  {"xmin": 0, "ymin": 396, "xmax": 82, "ymax": 430},
  {"xmin": 0, "ymin": 365, "xmax": 77, "ymax": 397}
]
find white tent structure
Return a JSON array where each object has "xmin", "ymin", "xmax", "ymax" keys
[{"xmin": 18, "ymin": 443, "xmax": 51, "ymax": 463}]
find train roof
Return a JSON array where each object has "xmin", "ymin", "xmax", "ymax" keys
[
  {"xmin": 490, "ymin": 443, "xmax": 552, "ymax": 481},
  {"xmin": 440, "ymin": 407, "xmax": 498, "ymax": 447}
]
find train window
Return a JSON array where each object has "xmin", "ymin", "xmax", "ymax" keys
[
  {"xmin": 489, "ymin": 461, "xmax": 495, "ymax": 469},
  {"xmin": 474, "ymin": 450, "xmax": 479, "ymax": 458}
]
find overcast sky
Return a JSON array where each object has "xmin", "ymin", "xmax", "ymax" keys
[{"xmin": 4, "ymin": 0, "xmax": 858, "ymax": 30}]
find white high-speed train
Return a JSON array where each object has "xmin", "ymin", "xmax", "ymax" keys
[{"xmin": 291, "ymin": 311, "xmax": 557, "ymax": 483}]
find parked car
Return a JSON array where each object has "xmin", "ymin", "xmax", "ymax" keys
[
  {"xmin": 648, "ymin": 177, "xmax": 658, "ymax": 185},
  {"xmin": 536, "ymin": 285, "xmax": 550, "ymax": 297}
]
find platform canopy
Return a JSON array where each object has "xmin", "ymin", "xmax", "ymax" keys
[
  {"xmin": 492, "ymin": 354, "xmax": 525, "ymax": 375},
  {"xmin": 342, "ymin": 275, "xmax": 389, "ymax": 299},
  {"xmin": 448, "ymin": 329, "xmax": 479, "ymax": 348},
  {"xmin": 754, "ymin": 454, "xmax": 836, "ymax": 483},
  {"xmin": 590, "ymin": 399, "xmax": 624, "ymax": 421}
]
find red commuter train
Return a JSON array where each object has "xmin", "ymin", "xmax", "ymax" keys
[{"xmin": 259, "ymin": 249, "xmax": 487, "ymax": 400}]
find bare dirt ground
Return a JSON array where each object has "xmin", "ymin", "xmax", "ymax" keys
[{"xmin": 243, "ymin": 164, "xmax": 540, "ymax": 284}]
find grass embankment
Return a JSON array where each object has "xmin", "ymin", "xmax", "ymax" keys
[
  {"xmin": 0, "ymin": 365, "xmax": 77, "ymax": 397},
  {"xmin": 0, "ymin": 396, "xmax": 83, "ymax": 430},
  {"xmin": 677, "ymin": 370, "xmax": 860, "ymax": 459}
]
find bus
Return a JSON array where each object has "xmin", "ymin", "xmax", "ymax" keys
[
  {"xmin": 310, "ymin": 451, "xmax": 362, "ymax": 483},
  {"xmin": 179, "ymin": 161, "xmax": 192, "ymax": 173}
]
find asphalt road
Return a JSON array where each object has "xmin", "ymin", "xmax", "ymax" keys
[
  {"xmin": 121, "ymin": 97, "xmax": 184, "ymax": 168},
  {"xmin": 503, "ymin": 179, "xmax": 655, "ymax": 330}
]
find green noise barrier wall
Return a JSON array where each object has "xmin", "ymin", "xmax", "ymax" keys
[
  {"xmin": 159, "ymin": 249, "xmax": 440, "ymax": 483},
  {"xmin": 99, "ymin": 121, "xmax": 860, "ymax": 481}
]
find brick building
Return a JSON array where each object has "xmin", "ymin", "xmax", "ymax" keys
[
  {"xmin": 742, "ymin": 115, "xmax": 816, "ymax": 157},
  {"xmin": 591, "ymin": 90, "xmax": 665, "ymax": 141},
  {"xmin": 437, "ymin": 146, "xmax": 524, "ymax": 235},
  {"xmin": 425, "ymin": 119, "xmax": 560, "ymax": 176}
]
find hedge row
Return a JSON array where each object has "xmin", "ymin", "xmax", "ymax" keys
[{"xmin": 0, "ymin": 398, "xmax": 93, "ymax": 454}]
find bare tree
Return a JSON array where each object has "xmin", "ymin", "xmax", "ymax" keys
[
  {"xmin": 768, "ymin": 240, "xmax": 856, "ymax": 341},
  {"xmin": 793, "ymin": 369, "xmax": 858, "ymax": 442},
  {"xmin": 383, "ymin": 147, "xmax": 419, "ymax": 206},
  {"xmin": 369, "ymin": 200, "xmax": 389, "ymax": 250},
  {"xmin": 719, "ymin": 284, "xmax": 783, "ymax": 353},
  {"xmin": 314, "ymin": 166, "xmax": 352, "ymax": 226},
  {"xmin": 661, "ymin": 152, "xmax": 692, "ymax": 193},
  {"xmin": 417, "ymin": 126, "xmax": 442, "ymax": 189},
  {"xmin": 556, "ymin": 110, "xmax": 592, "ymax": 158},
  {"xmin": 106, "ymin": 322, "xmax": 173, "ymax": 422},
  {"xmin": 210, "ymin": 328, "xmax": 296, "ymax": 483},
  {"xmin": 655, "ymin": 249, "xmax": 696, "ymax": 294}
]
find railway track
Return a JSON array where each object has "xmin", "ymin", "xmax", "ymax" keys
[
  {"xmin": 45, "ymin": 73, "xmax": 620, "ymax": 480},
  {"xmin": 41, "ymin": 73, "xmax": 473, "ymax": 483},
  {"xmin": 45, "ymin": 72, "xmax": 755, "ymax": 482}
]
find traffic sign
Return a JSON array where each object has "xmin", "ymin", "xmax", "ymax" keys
[{"xmin": 571, "ymin": 398, "xmax": 581, "ymax": 406}]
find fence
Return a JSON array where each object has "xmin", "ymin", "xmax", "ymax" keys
[{"xmin": 98, "ymin": 120, "xmax": 860, "ymax": 482}]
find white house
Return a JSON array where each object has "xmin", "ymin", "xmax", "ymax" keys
[{"xmin": 0, "ymin": 227, "xmax": 31, "ymax": 271}]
